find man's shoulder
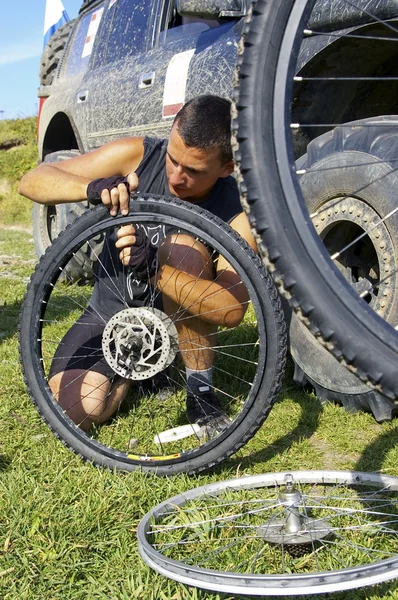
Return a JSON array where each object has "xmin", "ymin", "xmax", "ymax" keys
[
  {"xmin": 222, "ymin": 175, "xmax": 239, "ymax": 193},
  {"xmin": 143, "ymin": 136, "xmax": 167, "ymax": 151},
  {"xmin": 135, "ymin": 137, "xmax": 168, "ymax": 184},
  {"xmin": 219, "ymin": 176, "xmax": 242, "ymax": 222},
  {"xmin": 108, "ymin": 135, "xmax": 165, "ymax": 161},
  {"xmin": 138, "ymin": 136, "xmax": 168, "ymax": 168},
  {"xmin": 219, "ymin": 176, "xmax": 240, "ymax": 203}
]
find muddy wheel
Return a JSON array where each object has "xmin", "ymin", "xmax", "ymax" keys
[
  {"xmin": 32, "ymin": 150, "xmax": 104, "ymax": 282},
  {"xmin": 40, "ymin": 20, "xmax": 75, "ymax": 86},
  {"xmin": 235, "ymin": 0, "xmax": 398, "ymax": 399},
  {"xmin": 290, "ymin": 119, "xmax": 398, "ymax": 421}
]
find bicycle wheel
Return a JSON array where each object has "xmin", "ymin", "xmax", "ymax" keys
[
  {"xmin": 235, "ymin": 0, "xmax": 398, "ymax": 399},
  {"xmin": 138, "ymin": 470, "xmax": 398, "ymax": 595},
  {"xmin": 19, "ymin": 195, "xmax": 286, "ymax": 475}
]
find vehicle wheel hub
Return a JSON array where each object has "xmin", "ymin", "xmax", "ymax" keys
[
  {"xmin": 102, "ymin": 307, "xmax": 178, "ymax": 380},
  {"xmin": 312, "ymin": 197, "xmax": 396, "ymax": 319}
]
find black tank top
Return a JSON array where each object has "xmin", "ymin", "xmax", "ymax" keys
[{"xmin": 90, "ymin": 137, "xmax": 242, "ymax": 319}]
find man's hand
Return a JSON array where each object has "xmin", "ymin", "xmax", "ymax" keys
[
  {"xmin": 115, "ymin": 225, "xmax": 157, "ymax": 275},
  {"xmin": 101, "ymin": 172, "xmax": 138, "ymax": 216},
  {"xmin": 115, "ymin": 225, "xmax": 138, "ymax": 266},
  {"xmin": 87, "ymin": 172, "xmax": 139, "ymax": 216}
]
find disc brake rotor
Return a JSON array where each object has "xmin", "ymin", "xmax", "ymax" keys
[{"xmin": 102, "ymin": 307, "xmax": 178, "ymax": 380}]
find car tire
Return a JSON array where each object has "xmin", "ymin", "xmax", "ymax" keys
[
  {"xmin": 40, "ymin": 20, "xmax": 75, "ymax": 86},
  {"xmin": 32, "ymin": 150, "xmax": 104, "ymax": 282}
]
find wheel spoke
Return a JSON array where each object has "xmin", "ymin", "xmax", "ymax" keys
[
  {"xmin": 20, "ymin": 198, "xmax": 285, "ymax": 474},
  {"xmin": 139, "ymin": 471, "xmax": 398, "ymax": 594}
]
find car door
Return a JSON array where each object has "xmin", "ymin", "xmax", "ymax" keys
[
  {"xmin": 78, "ymin": 0, "xmax": 156, "ymax": 149},
  {"xmin": 80, "ymin": 0, "xmax": 243, "ymax": 149}
]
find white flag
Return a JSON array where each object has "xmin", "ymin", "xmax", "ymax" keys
[{"xmin": 43, "ymin": 0, "xmax": 70, "ymax": 48}]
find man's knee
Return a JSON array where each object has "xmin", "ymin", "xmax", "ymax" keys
[
  {"xmin": 49, "ymin": 369, "xmax": 130, "ymax": 430},
  {"xmin": 158, "ymin": 234, "xmax": 214, "ymax": 278}
]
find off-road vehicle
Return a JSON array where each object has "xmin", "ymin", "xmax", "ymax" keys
[{"xmin": 35, "ymin": 0, "xmax": 398, "ymax": 420}]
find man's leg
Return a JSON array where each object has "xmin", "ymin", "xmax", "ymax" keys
[
  {"xmin": 158, "ymin": 235, "xmax": 230, "ymax": 426},
  {"xmin": 158, "ymin": 233, "xmax": 217, "ymax": 367},
  {"xmin": 49, "ymin": 370, "xmax": 132, "ymax": 432},
  {"xmin": 48, "ymin": 309, "xmax": 132, "ymax": 431}
]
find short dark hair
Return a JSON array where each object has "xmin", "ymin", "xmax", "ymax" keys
[{"xmin": 173, "ymin": 95, "xmax": 233, "ymax": 163}]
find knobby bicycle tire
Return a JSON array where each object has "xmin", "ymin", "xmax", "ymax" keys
[
  {"xmin": 234, "ymin": 0, "xmax": 398, "ymax": 399},
  {"xmin": 19, "ymin": 195, "xmax": 286, "ymax": 475}
]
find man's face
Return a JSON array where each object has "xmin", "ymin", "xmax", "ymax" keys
[{"xmin": 165, "ymin": 125, "xmax": 234, "ymax": 202}]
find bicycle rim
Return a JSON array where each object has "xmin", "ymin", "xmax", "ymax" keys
[
  {"xmin": 235, "ymin": 0, "xmax": 398, "ymax": 398},
  {"xmin": 138, "ymin": 470, "xmax": 398, "ymax": 595},
  {"xmin": 19, "ymin": 196, "xmax": 286, "ymax": 475}
]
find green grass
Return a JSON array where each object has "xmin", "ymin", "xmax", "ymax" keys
[
  {"xmin": 2, "ymin": 128, "xmax": 398, "ymax": 598},
  {"xmin": 148, "ymin": 480, "xmax": 398, "ymax": 578},
  {"xmin": 0, "ymin": 117, "xmax": 37, "ymax": 148},
  {"xmin": 2, "ymin": 229, "xmax": 398, "ymax": 599},
  {"xmin": 0, "ymin": 117, "xmax": 38, "ymax": 227}
]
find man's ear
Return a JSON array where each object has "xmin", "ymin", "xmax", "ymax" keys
[{"xmin": 221, "ymin": 160, "xmax": 234, "ymax": 177}]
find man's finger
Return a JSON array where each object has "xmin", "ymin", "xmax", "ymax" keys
[
  {"xmin": 118, "ymin": 183, "xmax": 130, "ymax": 215},
  {"xmin": 117, "ymin": 224, "xmax": 136, "ymax": 238},
  {"xmin": 127, "ymin": 172, "xmax": 139, "ymax": 192},
  {"xmin": 115, "ymin": 235, "xmax": 136, "ymax": 249},
  {"xmin": 119, "ymin": 248, "xmax": 132, "ymax": 265},
  {"xmin": 101, "ymin": 189, "xmax": 111, "ymax": 209},
  {"xmin": 109, "ymin": 187, "xmax": 120, "ymax": 216}
]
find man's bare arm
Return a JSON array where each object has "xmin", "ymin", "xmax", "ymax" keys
[
  {"xmin": 227, "ymin": 212, "xmax": 258, "ymax": 253},
  {"xmin": 18, "ymin": 137, "xmax": 145, "ymax": 206},
  {"xmin": 18, "ymin": 164, "xmax": 91, "ymax": 204}
]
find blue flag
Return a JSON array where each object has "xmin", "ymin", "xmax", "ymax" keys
[{"xmin": 43, "ymin": 0, "xmax": 70, "ymax": 48}]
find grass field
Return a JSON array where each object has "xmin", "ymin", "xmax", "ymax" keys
[
  {"xmin": 1, "ymin": 119, "xmax": 398, "ymax": 599},
  {"xmin": 0, "ymin": 117, "xmax": 38, "ymax": 227}
]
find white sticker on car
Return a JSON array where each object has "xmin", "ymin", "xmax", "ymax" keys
[
  {"xmin": 82, "ymin": 7, "xmax": 104, "ymax": 58},
  {"xmin": 162, "ymin": 49, "xmax": 195, "ymax": 118}
]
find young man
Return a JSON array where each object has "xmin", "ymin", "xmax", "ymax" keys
[{"xmin": 19, "ymin": 95, "xmax": 256, "ymax": 432}]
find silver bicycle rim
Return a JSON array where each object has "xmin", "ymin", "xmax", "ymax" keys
[{"xmin": 138, "ymin": 470, "xmax": 398, "ymax": 595}]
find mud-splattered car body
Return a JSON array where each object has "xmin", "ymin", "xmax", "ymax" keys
[
  {"xmin": 38, "ymin": 0, "xmax": 398, "ymax": 160},
  {"xmin": 38, "ymin": 0, "xmax": 247, "ymax": 158}
]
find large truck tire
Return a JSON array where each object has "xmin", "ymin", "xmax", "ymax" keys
[
  {"xmin": 40, "ymin": 20, "xmax": 75, "ymax": 86},
  {"xmin": 292, "ymin": 118, "xmax": 398, "ymax": 421},
  {"xmin": 291, "ymin": 315, "xmax": 398, "ymax": 423},
  {"xmin": 32, "ymin": 150, "xmax": 104, "ymax": 282}
]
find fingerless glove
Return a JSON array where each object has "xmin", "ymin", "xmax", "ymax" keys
[
  {"xmin": 86, "ymin": 176, "xmax": 130, "ymax": 204},
  {"xmin": 128, "ymin": 229, "xmax": 157, "ymax": 278}
]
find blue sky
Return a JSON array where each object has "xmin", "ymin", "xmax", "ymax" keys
[{"xmin": 0, "ymin": 1, "xmax": 83, "ymax": 120}]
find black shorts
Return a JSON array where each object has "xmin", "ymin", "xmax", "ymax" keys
[
  {"xmin": 48, "ymin": 291, "xmax": 164, "ymax": 379},
  {"xmin": 48, "ymin": 308, "xmax": 115, "ymax": 379}
]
